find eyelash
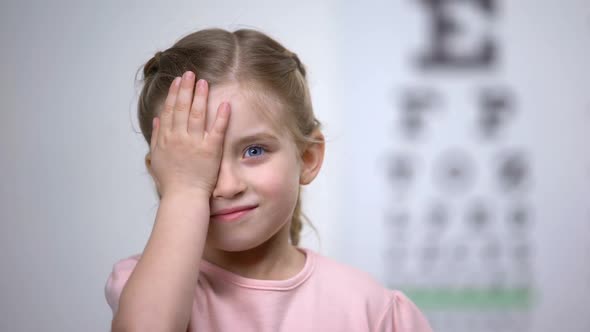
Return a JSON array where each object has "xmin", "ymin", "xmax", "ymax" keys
[{"xmin": 243, "ymin": 145, "xmax": 267, "ymax": 159}]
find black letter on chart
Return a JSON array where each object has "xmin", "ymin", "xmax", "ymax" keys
[{"xmin": 418, "ymin": 0, "xmax": 496, "ymax": 69}]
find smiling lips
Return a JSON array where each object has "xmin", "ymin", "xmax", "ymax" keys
[{"xmin": 211, "ymin": 205, "xmax": 258, "ymax": 222}]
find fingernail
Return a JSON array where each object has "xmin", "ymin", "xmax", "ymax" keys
[
  {"xmin": 222, "ymin": 103, "xmax": 230, "ymax": 115},
  {"xmin": 184, "ymin": 71, "xmax": 194, "ymax": 79},
  {"xmin": 173, "ymin": 77, "xmax": 181, "ymax": 87},
  {"xmin": 197, "ymin": 79, "xmax": 206, "ymax": 91}
]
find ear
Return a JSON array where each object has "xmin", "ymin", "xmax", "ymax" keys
[{"xmin": 299, "ymin": 130, "xmax": 325, "ymax": 185}]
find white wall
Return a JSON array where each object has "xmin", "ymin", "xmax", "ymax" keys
[{"xmin": 0, "ymin": 1, "xmax": 588, "ymax": 331}]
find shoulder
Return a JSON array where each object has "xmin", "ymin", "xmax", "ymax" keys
[
  {"xmin": 306, "ymin": 250, "xmax": 432, "ymax": 331},
  {"xmin": 306, "ymin": 250, "xmax": 391, "ymax": 315},
  {"xmin": 104, "ymin": 253, "xmax": 142, "ymax": 315},
  {"xmin": 309, "ymin": 250, "xmax": 386, "ymax": 295}
]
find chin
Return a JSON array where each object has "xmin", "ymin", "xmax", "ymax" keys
[
  {"xmin": 206, "ymin": 233, "xmax": 269, "ymax": 252},
  {"xmin": 207, "ymin": 223, "xmax": 289, "ymax": 253}
]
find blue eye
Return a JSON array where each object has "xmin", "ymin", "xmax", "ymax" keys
[{"xmin": 244, "ymin": 145, "xmax": 266, "ymax": 158}]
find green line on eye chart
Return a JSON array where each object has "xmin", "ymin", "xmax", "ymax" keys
[{"xmin": 392, "ymin": 286, "xmax": 535, "ymax": 310}]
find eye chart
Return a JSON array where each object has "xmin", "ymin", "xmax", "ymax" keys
[{"xmin": 334, "ymin": 1, "xmax": 590, "ymax": 331}]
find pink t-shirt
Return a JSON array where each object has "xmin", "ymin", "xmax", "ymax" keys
[{"xmin": 105, "ymin": 247, "xmax": 432, "ymax": 332}]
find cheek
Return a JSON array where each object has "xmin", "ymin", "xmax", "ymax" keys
[{"xmin": 249, "ymin": 158, "xmax": 300, "ymax": 198}]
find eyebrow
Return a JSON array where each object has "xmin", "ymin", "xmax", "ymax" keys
[{"xmin": 233, "ymin": 132, "xmax": 280, "ymax": 147}]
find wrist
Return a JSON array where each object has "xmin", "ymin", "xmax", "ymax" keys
[
  {"xmin": 160, "ymin": 189, "xmax": 211, "ymax": 204},
  {"xmin": 157, "ymin": 191, "xmax": 212, "ymax": 228}
]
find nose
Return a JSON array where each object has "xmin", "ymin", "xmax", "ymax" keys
[{"xmin": 212, "ymin": 160, "xmax": 246, "ymax": 199}]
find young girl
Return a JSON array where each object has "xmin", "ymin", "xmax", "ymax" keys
[{"xmin": 105, "ymin": 28, "xmax": 433, "ymax": 332}]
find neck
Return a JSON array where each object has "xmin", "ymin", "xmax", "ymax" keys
[{"xmin": 202, "ymin": 222, "xmax": 306, "ymax": 280}]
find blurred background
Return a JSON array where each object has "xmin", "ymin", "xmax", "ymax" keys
[{"xmin": 1, "ymin": 0, "xmax": 589, "ymax": 331}]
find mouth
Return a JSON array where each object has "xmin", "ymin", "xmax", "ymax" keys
[{"xmin": 211, "ymin": 205, "xmax": 258, "ymax": 222}]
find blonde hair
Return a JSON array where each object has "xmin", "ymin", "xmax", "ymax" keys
[{"xmin": 136, "ymin": 28, "xmax": 322, "ymax": 245}]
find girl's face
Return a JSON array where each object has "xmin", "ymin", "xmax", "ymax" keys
[{"xmin": 203, "ymin": 82, "xmax": 302, "ymax": 252}]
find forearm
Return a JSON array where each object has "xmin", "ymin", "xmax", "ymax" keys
[{"xmin": 112, "ymin": 192, "xmax": 210, "ymax": 332}]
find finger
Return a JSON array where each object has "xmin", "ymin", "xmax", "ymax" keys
[
  {"xmin": 172, "ymin": 71, "xmax": 196, "ymax": 134},
  {"xmin": 188, "ymin": 79, "xmax": 208, "ymax": 138},
  {"xmin": 206, "ymin": 102, "xmax": 231, "ymax": 146},
  {"xmin": 159, "ymin": 76, "xmax": 181, "ymax": 142},
  {"xmin": 150, "ymin": 116, "xmax": 159, "ymax": 152}
]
